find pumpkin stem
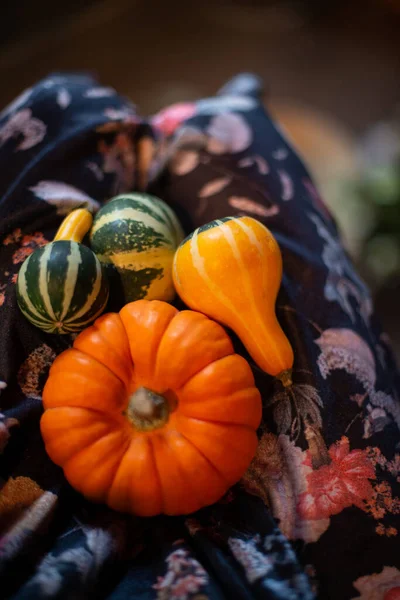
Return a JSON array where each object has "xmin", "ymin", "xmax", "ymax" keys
[
  {"xmin": 276, "ymin": 369, "xmax": 292, "ymax": 388},
  {"xmin": 125, "ymin": 387, "xmax": 170, "ymax": 431}
]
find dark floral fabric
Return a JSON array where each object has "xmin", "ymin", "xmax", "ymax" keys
[{"xmin": 0, "ymin": 72, "xmax": 399, "ymax": 600}]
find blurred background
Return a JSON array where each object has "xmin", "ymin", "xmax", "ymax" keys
[{"xmin": 1, "ymin": 0, "xmax": 400, "ymax": 354}]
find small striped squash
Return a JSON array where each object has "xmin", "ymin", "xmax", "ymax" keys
[
  {"xmin": 173, "ymin": 216, "xmax": 294, "ymax": 382},
  {"xmin": 17, "ymin": 211, "xmax": 109, "ymax": 335},
  {"xmin": 90, "ymin": 193, "xmax": 184, "ymax": 304}
]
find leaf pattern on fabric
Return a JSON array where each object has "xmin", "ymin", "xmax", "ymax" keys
[
  {"xmin": 170, "ymin": 150, "xmax": 200, "ymax": 176},
  {"xmin": 238, "ymin": 155, "xmax": 269, "ymax": 174},
  {"xmin": 56, "ymin": 88, "xmax": 71, "ymax": 109},
  {"xmin": 228, "ymin": 196, "xmax": 279, "ymax": 217},
  {"xmin": 206, "ymin": 113, "xmax": 252, "ymax": 154},
  {"xmin": 198, "ymin": 177, "xmax": 231, "ymax": 198},
  {"xmin": 278, "ymin": 170, "xmax": 294, "ymax": 201},
  {"xmin": 153, "ymin": 548, "xmax": 209, "ymax": 600},
  {"xmin": 0, "ymin": 109, "xmax": 46, "ymax": 151},
  {"xmin": 17, "ymin": 344, "xmax": 57, "ymax": 400},
  {"xmin": 242, "ymin": 433, "xmax": 330, "ymax": 543},
  {"xmin": 29, "ymin": 181, "xmax": 99, "ymax": 215},
  {"xmin": 351, "ymin": 566, "xmax": 400, "ymax": 600},
  {"xmin": 268, "ymin": 384, "xmax": 323, "ymax": 440},
  {"xmin": 310, "ymin": 213, "xmax": 372, "ymax": 324}
]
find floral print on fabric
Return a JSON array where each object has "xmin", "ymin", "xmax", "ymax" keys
[
  {"xmin": 351, "ymin": 567, "xmax": 400, "ymax": 600},
  {"xmin": 0, "ymin": 72, "xmax": 399, "ymax": 600},
  {"xmin": 153, "ymin": 547, "xmax": 209, "ymax": 600}
]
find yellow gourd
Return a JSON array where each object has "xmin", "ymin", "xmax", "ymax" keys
[{"xmin": 173, "ymin": 216, "xmax": 294, "ymax": 384}]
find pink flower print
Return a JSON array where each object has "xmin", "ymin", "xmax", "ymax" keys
[
  {"xmin": 297, "ymin": 437, "xmax": 375, "ymax": 520},
  {"xmin": 152, "ymin": 103, "xmax": 196, "ymax": 137}
]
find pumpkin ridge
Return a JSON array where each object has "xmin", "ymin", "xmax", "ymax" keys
[
  {"xmin": 154, "ymin": 311, "xmax": 234, "ymax": 389},
  {"xmin": 64, "ymin": 429, "xmax": 130, "ymax": 498},
  {"xmin": 178, "ymin": 386, "xmax": 261, "ymax": 424},
  {"xmin": 42, "ymin": 414, "xmax": 118, "ymax": 466},
  {"xmin": 162, "ymin": 431, "xmax": 203, "ymax": 508},
  {"xmin": 147, "ymin": 436, "xmax": 165, "ymax": 513},
  {"xmin": 51, "ymin": 348, "xmax": 128, "ymax": 393},
  {"xmin": 73, "ymin": 331, "xmax": 132, "ymax": 387},
  {"xmin": 176, "ymin": 352, "xmax": 249, "ymax": 401},
  {"xmin": 44, "ymin": 405, "xmax": 126, "ymax": 424},
  {"xmin": 176, "ymin": 427, "xmax": 230, "ymax": 486}
]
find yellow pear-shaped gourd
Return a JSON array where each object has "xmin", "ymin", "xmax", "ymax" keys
[{"xmin": 173, "ymin": 216, "xmax": 294, "ymax": 382}]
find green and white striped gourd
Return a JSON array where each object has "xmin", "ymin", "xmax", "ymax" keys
[
  {"xmin": 90, "ymin": 193, "xmax": 184, "ymax": 303},
  {"xmin": 16, "ymin": 210, "xmax": 109, "ymax": 334}
]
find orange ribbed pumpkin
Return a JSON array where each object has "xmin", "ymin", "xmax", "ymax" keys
[
  {"xmin": 40, "ymin": 299, "xmax": 262, "ymax": 516},
  {"xmin": 173, "ymin": 216, "xmax": 294, "ymax": 383}
]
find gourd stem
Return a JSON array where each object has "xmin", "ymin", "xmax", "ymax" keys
[
  {"xmin": 276, "ymin": 368, "xmax": 292, "ymax": 388},
  {"xmin": 125, "ymin": 387, "xmax": 170, "ymax": 431},
  {"xmin": 54, "ymin": 208, "xmax": 93, "ymax": 243}
]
